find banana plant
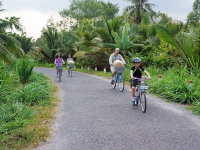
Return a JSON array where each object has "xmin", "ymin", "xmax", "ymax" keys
[
  {"xmin": 153, "ymin": 22, "xmax": 200, "ymax": 70},
  {"xmin": 111, "ymin": 23, "xmax": 143, "ymax": 57}
]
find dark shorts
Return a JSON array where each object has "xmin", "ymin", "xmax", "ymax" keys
[{"xmin": 130, "ymin": 79, "xmax": 140, "ymax": 88}]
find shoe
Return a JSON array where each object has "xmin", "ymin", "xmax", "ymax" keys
[
  {"xmin": 135, "ymin": 96, "xmax": 139, "ymax": 101},
  {"xmin": 132, "ymin": 97, "xmax": 137, "ymax": 106},
  {"xmin": 111, "ymin": 80, "xmax": 115, "ymax": 84},
  {"xmin": 56, "ymin": 76, "xmax": 58, "ymax": 78},
  {"xmin": 132, "ymin": 99, "xmax": 136, "ymax": 106}
]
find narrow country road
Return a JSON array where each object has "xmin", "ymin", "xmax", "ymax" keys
[{"xmin": 34, "ymin": 67, "xmax": 200, "ymax": 150}]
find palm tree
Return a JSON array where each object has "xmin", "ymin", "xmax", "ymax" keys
[
  {"xmin": 31, "ymin": 27, "xmax": 60, "ymax": 62},
  {"xmin": 124, "ymin": 0, "xmax": 155, "ymax": 24},
  {"xmin": 0, "ymin": 2, "xmax": 24, "ymax": 62},
  {"xmin": 94, "ymin": 16, "xmax": 123, "ymax": 45}
]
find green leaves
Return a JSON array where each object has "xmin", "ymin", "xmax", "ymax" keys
[{"xmin": 17, "ymin": 55, "xmax": 34, "ymax": 85}]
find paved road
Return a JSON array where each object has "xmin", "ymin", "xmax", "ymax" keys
[{"xmin": 34, "ymin": 67, "xmax": 200, "ymax": 150}]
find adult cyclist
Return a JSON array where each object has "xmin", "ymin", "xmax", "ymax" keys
[
  {"xmin": 130, "ymin": 57, "xmax": 151, "ymax": 105},
  {"xmin": 109, "ymin": 48, "xmax": 126, "ymax": 84},
  {"xmin": 54, "ymin": 54, "xmax": 65, "ymax": 78}
]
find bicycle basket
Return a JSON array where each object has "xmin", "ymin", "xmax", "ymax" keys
[
  {"xmin": 68, "ymin": 64, "xmax": 73, "ymax": 67},
  {"xmin": 140, "ymin": 86, "xmax": 148, "ymax": 90},
  {"xmin": 116, "ymin": 67, "xmax": 124, "ymax": 73}
]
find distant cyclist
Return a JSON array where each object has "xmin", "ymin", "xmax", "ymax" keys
[
  {"xmin": 130, "ymin": 57, "xmax": 151, "ymax": 105},
  {"xmin": 54, "ymin": 54, "xmax": 65, "ymax": 78},
  {"xmin": 109, "ymin": 48, "xmax": 126, "ymax": 84},
  {"xmin": 67, "ymin": 54, "xmax": 74, "ymax": 75}
]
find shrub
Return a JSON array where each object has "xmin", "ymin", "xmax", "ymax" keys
[{"xmin": 17, "ymin": 55, "xmax": 35, "ymax": 84}]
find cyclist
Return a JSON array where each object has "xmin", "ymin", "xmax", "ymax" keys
[
  {"xmin": 67, "ymin": 54, "xmax": 74, "ymax": 75},
  {"xmin": 109, "ymin": 48, "xmax": 126, "ymax": 84},
  {"xmin": 130, "ymin": 57, "xmax": 151, "ymax": 105},
  {"xmin": 54, "ymin": 54, "xmax": 65, "ymax": 78}
]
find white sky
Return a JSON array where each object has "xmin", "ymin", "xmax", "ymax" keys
[{"xmin": 0, "ymin": 0, "xmax": 194, "ymax": 39}]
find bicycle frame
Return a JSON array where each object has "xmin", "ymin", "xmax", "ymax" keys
[
  {"xmin": 132, "ymin": 77, "xmax": 149, "ymax": 113},
  {"xmin": 111, "ymin": 67, "xmax": 125, "ymax": 92},
  {"xmin": 57, "ymin": 66, "xmax": 63, "ymax": 82}
]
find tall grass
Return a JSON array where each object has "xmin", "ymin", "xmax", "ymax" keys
[
  {"xmin": 0, "ymin": 102, "xmax": 33, "ymax": 135},
  {"xmin": 0, "ymin": 57, "xmax": 56, "ymax": 149}
]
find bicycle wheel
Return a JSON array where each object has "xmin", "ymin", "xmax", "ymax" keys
[
  {"xmin": 135, "ymin": 89, "xmax": 139, "ymax": 106},
  {"xmin": 111, "ymin": 75, "xmax": 116, "ymax": 89},
  {"xmin": 140, "ymin": 92, "xmax": 147, "ymax": 113},
  {"xmin": 59, "ymin": 70, "xmax": 61, "ymax": 82},
  {"xmin": 69, "ymin": 68, "xmax": 72, "ymax": 77},
  {"xmin": 118, "ymin": 74, "xmax": 125, "ymax": 92}
]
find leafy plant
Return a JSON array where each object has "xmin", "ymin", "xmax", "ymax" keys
[
  {"xmin": 0, "ymin": 102, "xmax": 33, "ymax": 135},
  {"xmin": 17, "ymin": 55, "xmax": 34, "ymax": 84}
]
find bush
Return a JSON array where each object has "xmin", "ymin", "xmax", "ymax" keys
[{"xmin": 148, "ymin": 66, "xmax": 200, "ymax": 105}]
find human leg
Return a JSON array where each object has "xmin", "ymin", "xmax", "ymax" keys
[{"xmin": 110, "ymin": 66, "xmax": 116, "ymax": 84}]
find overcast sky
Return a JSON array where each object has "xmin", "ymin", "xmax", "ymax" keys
[{"xmin": 0, "ymin": 0, "xmax": 194, "ymax": 39}]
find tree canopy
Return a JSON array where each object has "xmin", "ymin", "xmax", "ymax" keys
[{"xmin": 59, "ymin": 0, "xmax": 119, "ymax": 20}]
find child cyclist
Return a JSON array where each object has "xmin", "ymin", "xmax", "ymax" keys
[{"xmin": 130, "ymin": 57, "xmax": 151, "ymax": 105}]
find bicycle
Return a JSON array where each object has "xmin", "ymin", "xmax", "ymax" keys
[
  {"xmin": 111, "ymin": 67, "xmax": 125, "ymax": 92},
  {"xmin": 57, "ymin": 66, "xmax": 63, "ymax": 82},
  {"xmin": 131, "ymin": 77, "xmax": 149, "ymax": 113},
  {"xmin": 68, "ymin": 64, "xmax": 73, "ymax": 77}
]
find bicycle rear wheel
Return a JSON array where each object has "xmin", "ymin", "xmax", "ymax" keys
[
  {"xmin": 118, "ymin": 74, "xmax": 125, "ymax": 92},
  {"xmin": 140, "ymin": 92, "xmax": 147, "ymax": 113}
]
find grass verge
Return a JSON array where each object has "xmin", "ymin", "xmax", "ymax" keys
[{"xmin": 0, "ymin": 78, "xmax": 60, "ymax": 150}]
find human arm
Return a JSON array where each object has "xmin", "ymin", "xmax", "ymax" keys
[
  {"xmin": 120, "ymin": 55, "xmax": 126, "ymax": 65},
  {"xmin": 144, "ymin": 70, "xmax": 151, "ymax": 79},
  {"xmin": 109, "ymin": 54, "xmax": 113, "ymax": 65},
  {"xmin": 54, "ymin": 59, "xmax": 56, "ymax": 65},
  {"xmin": 62, "ymin": 58, "xmax": 65, "ymax": 64},
  {"xmin": 130, "ymin": 70, "xmax": 134, "ymax": 78}
]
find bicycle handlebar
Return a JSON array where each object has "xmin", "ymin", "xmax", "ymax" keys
[{"xmin": 131, "ymin": 77, "xmax": 150, "ymax": 80}]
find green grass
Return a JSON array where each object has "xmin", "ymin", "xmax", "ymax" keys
[{"xmin": 0, "ymin": 59, "xmax": 60, "ymax": 150}]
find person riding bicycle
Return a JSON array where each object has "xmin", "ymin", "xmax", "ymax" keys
[
  {"xmin": 130, "ymin": 57, "xmax": 151, "ymax": 105},
  {"xmin": 67, "ymin": 54, "xmax": 74, "ymax": 75},
  {"xmin": 54, "ymin": 54, "xmax": 65, "ymax": 78},
  {"xmin": 109, "ymin": 48, "xmax": 126, "ymax": 84}
]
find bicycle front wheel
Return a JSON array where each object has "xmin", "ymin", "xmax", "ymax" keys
[
  {"xmin": 59, "ymin": 70, "xmax": 62, "ymax": 82},
  {"xmin": 111, "ymin": 75, "xmax": 116, "ymax": 89},
  {"xmin": 140, "ymin": 92, "xmax": 147, "ymax": 113},
  {"xmin": 69, "ymin": 68, "xmax": 72, "ymax": 77},
  {"xmin": 118, "ymin": 74, "xmax": 125, "ymax": 92}
]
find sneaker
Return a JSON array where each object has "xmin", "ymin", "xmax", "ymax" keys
[
  {"xmin": 132, "ymin": 98, "xmax": 136, "ymax": 106},
  {"xmin": 132, "ymin": 100, "xmax": 136, "ymax": 106},
  {"xmin": 111, "ymin": 80, "xmax": 115, "ymax": 84}
]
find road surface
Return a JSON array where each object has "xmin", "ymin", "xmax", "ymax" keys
[{"xmin": 34, "ymin": 67, "xmax": 200, "ymax": 150}]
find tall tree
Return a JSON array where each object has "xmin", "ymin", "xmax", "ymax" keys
[
  {"xmin": 123, "ymin": 0, "xmax": 155, "ymax": 24},
  {"xmin": 187, "ymin": 0, "xmax": 200, "ymax": 26},
  {"xmin": 59, "ymin": 0, "xmax": 119, "ymax": 21}
]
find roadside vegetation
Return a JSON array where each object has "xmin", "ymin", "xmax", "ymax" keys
[
  {"xmin": 1, "ymin": 0, "xmax": 200, "ymax": 149},
  {"xmin": 0, "ymin": 56, "xmax": 59, "ymax": 149}
]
